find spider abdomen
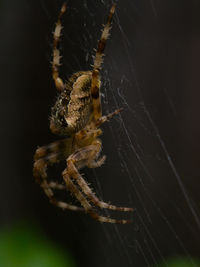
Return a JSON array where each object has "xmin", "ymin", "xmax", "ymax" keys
[{"xmin": 50, "ymin": 71, "xmax": 93, "ymax": 136}]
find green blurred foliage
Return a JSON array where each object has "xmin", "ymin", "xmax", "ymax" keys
[
  {"xmin": 0, "ymin": 222, "xmax": 76, "ymax": 267},
  {"xmin": 158, "ymin": 257, "xmax": 200, "ymax": 267}
]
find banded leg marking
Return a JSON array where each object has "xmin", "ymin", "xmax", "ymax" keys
[
  {"xmin": 91, "ymin": 4, "xmax": 116, "ymax": 121},
  {"xmin": 66, "ymin": 142, "xmax": 133, "ymax": 213},
  {"xmin": 52, "ymin": 3, "xmax": 67, "ymax": 91},
  {"xmin": 63, "ymin": 170, "xmax": 132, "ymax": 224},
  {"xmin": 33, "ymin": 152, "xmax": 83, "ymax": 212}
]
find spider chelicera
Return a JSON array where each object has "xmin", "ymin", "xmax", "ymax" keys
[{"xmin": 33, "ymin": 3, "xmax": 133, "ymax": 223}]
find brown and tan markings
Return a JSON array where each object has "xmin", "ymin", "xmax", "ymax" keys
[{"xmin": 33, "ymin": 3, "xmax": 133, "ymax": 224}]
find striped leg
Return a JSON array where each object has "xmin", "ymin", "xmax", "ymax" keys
[
  {"xmin": 88, "ymin": 155, "xmax": 106, "ymax": 168},
  {"xmin": 34, "ymin": 138, "xmax": 73, "ymax": 189},
  {"xmin": 63, "ymin": 170, "xmax": 132, "ymax": 224},
  {"xmin": 34, "ymin": 138, "xmax": 73, "ymax": 161},
  {"xmin": 68, "ymin": 158, "xmax": 133, "ymax": 212},
  {"xmin": 95, "ymin": 108, "xmax": 123, "ymax": 128},
  {"xmin": 91, "ymin": 4, "xmax": 116, "ymax": 121},
  {"xmin": 33, "ymin": 152, "xmax": 83, "ymax": 212},
  {"xmin": 62, "ymin": 140, "xmax": 133, "ymax": 218},
  {"xmin": 52, "ymin": 3, "xmax": 67, "ymax": 91}
]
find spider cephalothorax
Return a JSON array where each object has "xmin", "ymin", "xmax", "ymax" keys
[{"xmin": 33, "ymin": 3, "xmax": 133, "ymax": 223}]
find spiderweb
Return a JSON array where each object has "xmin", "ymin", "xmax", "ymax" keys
[{"xmin": 30, "ymin": 0, "xmax": 200, "ymax": 266}]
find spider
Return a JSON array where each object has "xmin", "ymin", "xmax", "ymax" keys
[{"xmin": 33, "ymin": 3, "xmax": 133, "ymax": 223}]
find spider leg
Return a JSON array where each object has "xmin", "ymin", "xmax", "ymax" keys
[
  {"xmin": 33, "ymin": 152, "xmax": 84, "ymax": 212},
  {"xmin": 64, "ymin": 140, "xmax": 133, "ymax": 212},
  {"xmin": 88, "ymin": 155, "xmax": 106, "ymax": 168},
  {"xmin": 52, "ymin": 2, "xmax": 67, "ymax": 91},
  {"xmin": 95, "ymin": 108, "xmax": 123, "ymax": 128},
  {"xmin": 67, "ymin": 158, "xmax": 133, "ymax": 212},
  {"xmin": 34, "ymin": 138, "xmax": 73, "ymax": 161},
  {"xmin": 34, "ymin": 137, "xmax": 75, "ymax": 189},
  {"xmin": 34, "ymin": 140, "xmax": 71, "ymax": 190},
  {"xmin": 63, "ymin": 170, "xmax": 132, "ymax": 224},
  {"xmin": 91, "ymin": 4, "xmax": 116, "ymax": 121},
  {"xmin": 48, "ymin": 181, "xmax": 66, "ymax": 190}
]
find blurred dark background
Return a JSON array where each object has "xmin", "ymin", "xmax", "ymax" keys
[{"xmin": 1, "ymin": 0, "xmax": 200, "ymax": 266}]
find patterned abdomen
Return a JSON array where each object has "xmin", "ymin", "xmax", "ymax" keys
[{"xmin": 50, "ymin": 71, "xmax": 93, "ymax": 136}]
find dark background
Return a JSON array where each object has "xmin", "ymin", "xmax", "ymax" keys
[{"xmin": 1, "ymin": 0, "xmax": 200, "ymax": 266}]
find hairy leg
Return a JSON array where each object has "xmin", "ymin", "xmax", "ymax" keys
[
  {"xmin": 63, "ymin": 169, "xmax": 132, "ymax": 224},
  {"xmin": 33, "ymin": 152, "xmax": 83, "ymax": 212},
  {"xmin": 52, "ymin": 3, "xmax": 67, "ymax": 91},
  {"xmin": 95, "ymin": 108, "xmax": 123, "ymax": 128},
  {"xmin": 34, "ymin": 138, "xmax": 73, "ymax": 161},
  {"xmin": 66, "ymin": 143, "xmax": 133, "ymax": 212},
  {"xmin": 34, "ymin": 139, "xmax": 71, "ymax": 190},
  {"xmin": 88, "ymin": 155, "xmax": 106, "ymax": 168},
  {"xmin": 91, "ymin": 4, "xmax": 116, "ymax": 121}
]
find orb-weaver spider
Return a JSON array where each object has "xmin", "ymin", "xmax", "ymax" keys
[{"xmin": 33, "ymin": 3, "xmax": 133, "ymax": 223}]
